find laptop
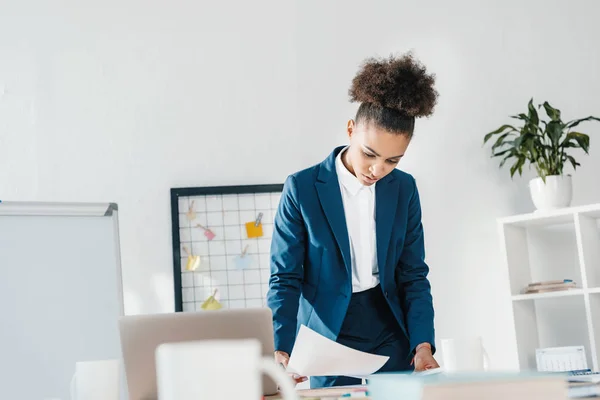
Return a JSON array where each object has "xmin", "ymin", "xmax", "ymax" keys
[{"xmin": 118, "ymin": 307, "xmax": 279, "ymax": 400}]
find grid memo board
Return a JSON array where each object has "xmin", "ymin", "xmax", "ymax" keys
[{"xmin": 171, "ymin": 184, "xmax": 283, "ymax": 312}]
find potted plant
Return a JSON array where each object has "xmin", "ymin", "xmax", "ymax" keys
[{"xmin": 483, "ymin": 99, "xmax": 599, "ymax": 211}]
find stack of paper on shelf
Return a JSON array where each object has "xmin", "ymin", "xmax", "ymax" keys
[{"xmin": 523, "ymin": 279, "xmax": 577, "ymax": 294}]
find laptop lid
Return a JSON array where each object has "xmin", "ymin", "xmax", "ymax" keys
[{"xmin": 119, "ymin": 307, "xmax": 278, "ymax": 400}]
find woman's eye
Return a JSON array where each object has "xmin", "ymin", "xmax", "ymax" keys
[
  {"xmin": 387, "ymin": 159, "xmax": 399, "ymax": 164},
  {"xmin": 363, "ymin": 152, "xmax": 375, "ymax": 158}
]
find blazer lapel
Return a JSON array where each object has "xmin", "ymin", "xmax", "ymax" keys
[
  {"xmin": 375, "ymin": 173, "xmax": 399, "ymax": 284},
  {"xmin": 315, "ymin": 147, "xmax": 352, "ymax": 275}
]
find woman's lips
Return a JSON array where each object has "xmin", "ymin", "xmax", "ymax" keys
[{"xmin": 362, "ymin": 174, "xmax": 378, "ymax": 183}]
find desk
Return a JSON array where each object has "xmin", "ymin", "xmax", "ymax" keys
[
  {"xmin": 266, "ymin": 386, "xmax": 369, "ymax": 399},
  {"xmin": 265, "ymin": 379, "xmax": 571, "ymax": 399}
]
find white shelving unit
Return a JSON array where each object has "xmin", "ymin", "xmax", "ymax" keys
[{"xmin": 498, "ymin": 203, "xmax": 600, "ymax": 372}]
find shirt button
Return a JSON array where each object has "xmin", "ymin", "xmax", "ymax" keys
[{"xmin": 385, "ymin": 291, "xmax": 389, "ymax": 297}]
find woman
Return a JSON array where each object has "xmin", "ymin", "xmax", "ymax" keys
[{"xmin": 267, "ymin": 52, "xmax": 439, "ymax": 388}]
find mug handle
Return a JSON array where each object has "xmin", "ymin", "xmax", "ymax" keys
[
  {"xmin": 260, "ymin": 357, "xmax": 299, "ymax": 400},
  {"xmin": 70, "ymin": 373, "xmax": 76, "ymax": 400},
  {"xmin": 482, "ymin": 347, "xmax": 491, "ymax": 371}
]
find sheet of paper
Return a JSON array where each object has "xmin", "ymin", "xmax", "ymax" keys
[{"xmin": 287, "ymin": 325, "xmax": 389, "ymax": 377}]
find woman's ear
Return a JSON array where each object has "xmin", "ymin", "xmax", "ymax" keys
[{"xmin": 347, "ymin": 119, "xmax": 355, "ymax": 138}]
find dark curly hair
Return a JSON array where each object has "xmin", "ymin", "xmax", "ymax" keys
[{"xmin": 349, "ymin": 52, "xmax": 438, "ymax": 137}]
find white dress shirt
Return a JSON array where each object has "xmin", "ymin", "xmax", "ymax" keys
[{"xmin": 335, "ymin": 147, "xmax": 380, "ymax": 292}]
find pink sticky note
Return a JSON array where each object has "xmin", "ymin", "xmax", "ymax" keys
[
  {"xmin": 204, "ymin": 229, "xmax": 216, "ymax": 241},
  {"xmin": 196, "ymin": 224, "xmax": 216, "ymax": 241}
]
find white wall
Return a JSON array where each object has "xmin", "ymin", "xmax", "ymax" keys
[{"xmin": 2, "ymin": 0, "xmax": 600, "ymax": 370}]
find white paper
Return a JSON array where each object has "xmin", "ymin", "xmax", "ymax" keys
[{"xmin": 286, "ymin": 325, "xmax": 389, "ymax": 377}]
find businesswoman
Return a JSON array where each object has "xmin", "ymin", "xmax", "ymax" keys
[{"xmin": 267, "ymin": 52, "xmax": 439, "ymax": 388}]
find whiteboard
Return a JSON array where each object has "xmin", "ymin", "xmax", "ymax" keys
[{"xmin": 0, "ymin": 202, "xmax": 125, "ymax": 400}]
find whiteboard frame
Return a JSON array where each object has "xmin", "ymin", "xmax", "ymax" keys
[{"xmin": 0, "ymin": 201, "xmax": 125, "ymax": 316}]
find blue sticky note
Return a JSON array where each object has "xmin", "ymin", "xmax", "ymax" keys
[{"xmin": 234, "ymin": 255, "xmax": 253, "ymax": 270}]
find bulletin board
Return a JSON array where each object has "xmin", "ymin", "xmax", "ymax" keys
[{"xmin": 170, "ymin": 184, "xmax": 284, "ymax": 312}]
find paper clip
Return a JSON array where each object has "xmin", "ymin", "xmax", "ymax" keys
[
  {"xmin": 241, "ymin": 244, "xmax": 249, "ymax": 257},
  {"xmin": 255, "ymin": 212, "xmax": 264, "ymax": 227},
  {"xmin": 186, "ymin": 200, "xmax": 197, "ymax": 221}
]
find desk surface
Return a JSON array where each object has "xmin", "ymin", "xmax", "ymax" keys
[
  {"xmin": 266, "ymin": 386, "xmax": 369, "ymax": 399},
  {"xmin": 265, "ymin": 381, "xmax": 572, "ymax": 399}
]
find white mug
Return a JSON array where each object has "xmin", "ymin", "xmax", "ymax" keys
[
  {"xmin": 156, "ymin": 339, "xmax": 298, "ymax": 400},
  {"xmin": 70, "ymin": 359, "xmax": 120, "ymax": 400},
  {"xmin": 441, "ymin": 337, "xmax": 490, "ymax": 372}
]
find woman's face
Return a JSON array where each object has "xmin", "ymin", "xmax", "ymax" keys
[{"xmin": 344, "ymin": 119, "xmax": 410, "ymax": 186}]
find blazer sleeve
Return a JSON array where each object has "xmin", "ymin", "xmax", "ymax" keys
[
  {"xmin": 266, "ymin": 175, "xmax": 306, "ymax": 355},
  {"xmin": 397, "ymin": 176, "xmax": 436, "ymax": 354}
]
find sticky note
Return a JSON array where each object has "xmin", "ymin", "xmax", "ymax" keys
[
  {"xmin": 185, "ymin": 255, "xmax": 200, "ymax": 271},
  {"xmin": 245, "ymin": 221, "xmax": 263, "ymax": 238},
  {"xmin": 196, "ymin": 224, "xmax": 216, "ymax": 241},
  {"xmin": 234, "ymin": 255, "xmax": 253, "ymax": 270},
  {"xmin": 204, "ymin": 229, "xmax": 216, "ymax": 241},
  {"xmin": 201, "ymin": 291, "xmax": 222, "ymax": 310}
]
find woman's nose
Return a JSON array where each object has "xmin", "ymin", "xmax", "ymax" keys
[{"xmin": 370, "ymin": 163, "xmax": 383, "ymax": 177}]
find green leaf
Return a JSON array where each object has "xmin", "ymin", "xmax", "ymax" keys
[
  {"xmin": 512, "ymin": 132, "xmax": 535, "ymax": 150},
  {"xmin": 528, "ymin": 98, "xmax": 539, "ymax": 126},
  {"xmin": 491, "ymin": 132, "xmax": 513, "ymax": 150},
  {"xmin": 563, "ymin": 132, "xmax": 590, "ymax": 153},
  {"xmin": 542, "ymin": 101, "xmax": 561, "ymax": 121},
  {"xmin": 510, "ymin": 113, "xmax": 529, "ymax": 121},
  {"xmin": 499, "ymin": 152, "xmax": 514, "ymax": 168},
  {"xmin": 492, "ymin": 148, "xmax": 515, "ymax": 157},
  {"xmin": 526, "ymin": 138, "xmax": 538, "ymax": 160},
  {"xmin": 565, "ymin": 116, "xmax": 600, "ymax": 129},
  {"xmin": 510, "ymin": 156, "xmax": 526, "ymax": 178},
  {"xmin": 538, "ymin": 167, "xmax": 547, "ymax": 182},
  {"xmin": 566, "ymin": 155, "xmax": 580, "ymax": 170},
  {"xmin": 483, "ymin": 125, "xmax": 517, "ymax": 144},
  {"xmin": 546, "ymin": 120, "xmax": 564, "ymax": 146}
]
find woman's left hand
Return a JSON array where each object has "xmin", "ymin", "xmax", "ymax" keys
[{"xmin": 412, "ymin": 346, "xmax": 440, "ymax": 372}]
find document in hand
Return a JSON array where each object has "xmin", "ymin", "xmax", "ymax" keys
[{"xmin": 286, "ymin": 325, "xmax": 389, "ymax": 378}]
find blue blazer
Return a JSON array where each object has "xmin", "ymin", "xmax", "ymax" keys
[{"xmin": 267, "ymin": 146, "xmax": 435, "ymax": 356}]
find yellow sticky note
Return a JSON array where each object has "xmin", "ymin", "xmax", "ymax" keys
[
  {"xmin": 185, "ymin": 255, "xmax": 200, "ymax": 271},
  {"xmin": 201, "ymin": 290, "xmax": 222, "ymax": 310},
  {"xmin": 245, "ymin": 221, "xmax": 263, "ymax": 238}
]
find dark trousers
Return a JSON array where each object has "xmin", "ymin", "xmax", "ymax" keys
[{"xmin": 310, "ymin": 285, "xmax": 413, "ymax": 388}]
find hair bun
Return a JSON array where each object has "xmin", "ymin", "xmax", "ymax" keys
[{"xmin": 349, "ymin": 52, "xmax": 438, "ymax": 118}]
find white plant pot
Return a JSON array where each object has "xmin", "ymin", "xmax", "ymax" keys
[{"xmin": 529, "ymin": 175, "xmax": 573, "ymax": 211}]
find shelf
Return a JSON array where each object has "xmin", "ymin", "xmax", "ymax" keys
[
  {"xmin": 498, "ymin": 203, "xmax": 600, "ymax": 228},
  {"xmin": 512, "ymin": 294, "xmax": 592, "ymax": 370},
  {"xmin": 501, "ymin": 218, "xmax": 581, "ymax": 296},
  {"xmin": 580, "ymin": 208, "xmax": 600, "ymax": 220},
  {"xmin": 500, "ymin": 203, "xmax": 600, "ymax": 371},
  {"xmin": 512, "ymin": 289, "xmax": 584, "ymax": 301},
  {"xmin": 588, "ymin": 293, "xmax": 600, "ymax": 371},
  {"xmin": 575, "ymin": 213, "xmax": 600, "ymax": 289}
]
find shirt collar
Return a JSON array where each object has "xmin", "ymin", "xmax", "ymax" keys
[{"xmin": 335, "ymin": 147, "xmax": 374, "ymax": 196}]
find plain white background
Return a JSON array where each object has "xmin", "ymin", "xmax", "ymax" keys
[{"xmin": 2, "ymin": 0, "xmax": 600, "ymax": 370}]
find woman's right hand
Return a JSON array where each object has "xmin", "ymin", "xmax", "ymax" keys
[{"xmin": 275, "ymin": 351, "xmax": 308, "ymax": 385}]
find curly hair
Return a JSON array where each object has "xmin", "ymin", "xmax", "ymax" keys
[{"xmin": 348, "ymin": 52, "xmax": 438, "ymax": 136}]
